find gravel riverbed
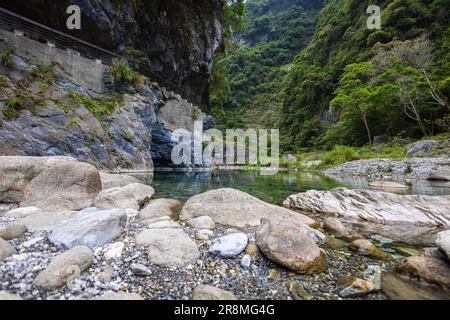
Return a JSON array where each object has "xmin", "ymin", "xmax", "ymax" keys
[{"xmin": 0, "ymin": 215, "xmax": 393, "ymax": 300}]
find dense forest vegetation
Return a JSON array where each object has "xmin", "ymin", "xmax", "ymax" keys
[
  {"xmin": 211, "ymin": 0, "xmax": 323, "ymax": 129},
  {"xmin": 212, "ymin": 0, "xmax": 450, "ymax": 153}
]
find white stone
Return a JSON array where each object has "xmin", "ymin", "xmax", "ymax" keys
[
  {"xmin": 241, "ymin": 254, "xmax": 251, "ymax": 270},
  {"xmin": 22, "ymin": 236, "xmax": 44, "ymax": 248},
  {"xmin": 209, "ymin": 233, "xmax": 248, "ymax": 258},
  {"xmin": 104, "ymin": 242, "xmax": 125, "ymax": 260}
]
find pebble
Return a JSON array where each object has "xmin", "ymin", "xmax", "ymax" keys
[
  {"xmin": 104, "ymin": 242, "xmax": 125, "ymax": 260},
  {"xmin": 240, "ymin": 255, "xmax": 251, "ymax": 270},
  {"xmin": 131, "ymin": 263, "xmax": 152, "ymax": 276},
  {"xmin": 22, "ymin": 237, "xmax": 44, "ymax": 248}
]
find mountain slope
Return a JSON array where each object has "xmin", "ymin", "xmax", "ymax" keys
[
  {"xmin": 280, "ymin": 0, "xmax": 450, "ymax": 150},
  {"xmin": 210, "ymin": 0, "xmax": 324, "ymax": 129}
]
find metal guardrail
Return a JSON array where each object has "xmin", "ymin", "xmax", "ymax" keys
[{"xmin": 0, "ymin": 6, "xmax": 196, "ymax": 104}]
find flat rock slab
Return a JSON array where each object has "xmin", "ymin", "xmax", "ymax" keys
[
  {"xmin": 284, "ymin": 188, "xmax": 450, "ymax": 227},
  {"xmin": 135, "ymin": 228, "xmax": 199, "ymax": 267},
  {"xmin": 192, "ymin": 285, "xmax": 237, "ymax": 300},
  {"xmin": 139, "ymin": 198, "xmax": 181, "ymax": 220},
  {"xmin": 21, "ymin": 161, "xmax": 101, "ymax": 212},
  {"xmin": 180, "ymin": 188, "xmax": 316, "ymax": 231},
  {"xmin": 368, "ymin": 181, "xmax": 409, "ymax": 190},
  {"xmin": 94, "ymin": 183, "xmax": 155, "ymax": 210},
  {"xmin": 256, "ymin": 219, "xmax": 327, "ymax": 274},
  {"xmin": 33, "ymin": 246, "xmax": 93, "ymax": 290},
  {"xmin": 428, "ymin": 170, "xmax": 450, "ymax": 181},
  {"xmin": 49, "ymin": 208, "xmax": 127, "ymax": 249},
  {"xmin": 4, "ymin": 207, "xmax": 42, "ymax": 219}
]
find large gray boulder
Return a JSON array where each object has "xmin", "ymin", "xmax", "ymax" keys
[
  {"xmin": 180, "ymin": 188, "xmax": 316, "ymax": 231},
  {"xmin": 256, "ymin": 219, "xmax": 327, "ymax": 274},
  {"xmin": 323, "ymin": 217, "xmax": 362, "ymax": 242},
  {"xmin": 436, "ymin": 230, "xmax": 450, "ymax": 260},
  {"xmin": 139, "ymin": 198, "xmax": 181, "ymax": 220},
  {"xmin": 284, "ymin": 188, "xmax": 450, "ymax": 228},
  {"xmin": 407, "ymin": 140, "xmax": 440, "ymax": 155},
  {"xmin": 382, "ymin": 248, "xmax": 450, "ymax": 300},
  {"xmin": 0, "ymin": 224, "xmax": 27, "ymax": 240},
  {"xmin": 94, "ymin": 183, "xmax": 155, "ymax": 210},
  {"xmin": 21, "ymin": 161, "xmax": 102, "ymax": 211},
  {"xmin": 135, "ymin": 228, "xmax": 199, "ymax": 267},
  {"xmin": 0, "ymin": 238, "xmax": 16, "ymax": 261},
  {"xmin": 0, "ymin": 156, "xmax": 76, "ymax": 203},
  {"xmin": 49, "ymin": 208, "xmax": 127, "ymax": 249},
  {"xmin": 34, "ymin": 246, "xmax": 93, "ymax": 290},
  {"xmin": 99, "ymin": 172, "xmax": 141, "ymax": 189}
]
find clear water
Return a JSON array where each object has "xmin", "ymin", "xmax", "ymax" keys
[
  {"xmin": 147, "ymin": 170, "xmax": 344, "ymax": 205},
  {"xmin": 132, "ymin": 169, "xmax": 450, "ymax": 205}
]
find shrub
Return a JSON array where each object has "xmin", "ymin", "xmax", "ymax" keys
[
  {"xmin": 322, "ymin": 145, "xmax": 360, "ymax": 166},
  {"xmin": 6, "ymin": 96, "xmax": 24, "ymax": 109},
  {"xmin": 2, "ymin": 96, "xmax": 25, "ymax": 120},
  {"xmin": 109, "ymin": 58, "xmax": 135, "ymax": 83},
  {"xmin": 120, "ymin": 128, "xmax": 134, "ymax": 142},
  {"xmin": 30, "ymin": 64, "xmax": 58, "ymax": 84},
  {"xmin": 69, "ymin": 91, "xmax": 123, "ymax": 122},
  {"xmin": 0, "ymin": 48, "xmax": 14, "ymax": 67}
]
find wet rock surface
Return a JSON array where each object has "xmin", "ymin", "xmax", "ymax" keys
[
  {"xmin": 181, "ymin": 188, "xmax": 317, "ymax": 230},
  {"xmin": 284, "ymin": 188, "xmax": 450, "ymax": 245}
]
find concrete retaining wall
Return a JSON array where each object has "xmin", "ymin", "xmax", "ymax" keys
[{"xmin": 0, "ymin": 29, "xmax": 107, "ymax": 92}]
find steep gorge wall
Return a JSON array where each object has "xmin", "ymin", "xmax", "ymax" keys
[{"xmin": 1, "ymin": 0, "xmax": 225, "ymax": 106}]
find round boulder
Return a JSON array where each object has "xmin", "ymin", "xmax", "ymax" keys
[{"xmin": 256, "ymin": 219, "xmax": 327, "ymax": 274}]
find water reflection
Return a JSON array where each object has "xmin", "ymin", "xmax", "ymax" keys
[
  {"xmin": 131, "ymin": 169, "xmax": 450, "ymax": 206},
  {"xmin": 142, "ymin": 170, "xmax": 347, "ymax": 205}
]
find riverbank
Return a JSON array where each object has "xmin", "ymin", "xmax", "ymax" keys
[{"xmin": 1, "ymin": 156, "xmax": 450, "ymax": 300}]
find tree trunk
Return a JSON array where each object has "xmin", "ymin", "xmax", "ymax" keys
[{"xmin": 362, "ymin": 114, "xmax": 372, "ymax": 145}]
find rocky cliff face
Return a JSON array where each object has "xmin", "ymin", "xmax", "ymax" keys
[
  {"xmin": 0, "ymin": 53, "xmax": 209, "ymax": 170},
  {"xmin": 1, "ymin": 0, "xmax": 224, "ymax": 105}
]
